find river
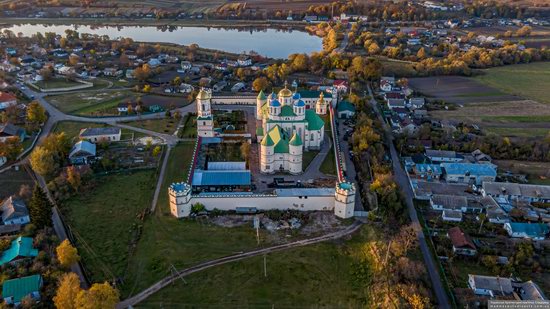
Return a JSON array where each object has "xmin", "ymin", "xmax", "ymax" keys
[{"xmin": 0, "ymin": 24, "xmax": 323, "ymax": 59}]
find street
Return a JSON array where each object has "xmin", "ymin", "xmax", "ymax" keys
[{"xmin": 366, "ymin": 85, "xmax": 451, "ymax": 308}]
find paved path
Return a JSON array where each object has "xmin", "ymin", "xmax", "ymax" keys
[
  {"xmin": 150, "ymin": 145, "xmax": 172, "ymax": 212},
  {"xmin": 116, "ymin": 220, "xmax": 363, "ymax": 309},
  {"xmin": 366, "ymin": 85, "xmax": 451, "ymax": 308}
]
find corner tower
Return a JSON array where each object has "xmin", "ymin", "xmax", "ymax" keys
[
  {"xmin": 334, "ymin": 182, "xmax": 355, "ymax": 218},
  {"xmin": 256, "ymin": 90, "xmax": 267, "ymax": 120}
]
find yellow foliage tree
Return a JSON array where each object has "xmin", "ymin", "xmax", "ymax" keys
[
  {"xmin": 54, "ymin": 272, "xmax": 81, "ymax": 309},
  {"xmin": 56, "ymin": 239, "xmax": 80, "ymax": 268},
  {"xmin": 30, "ymin": 146, "xmax": 56, "ymax": 178},
  {"xmin": 76, "ymin": 282, "xmax": 119, "ymax": 309}
]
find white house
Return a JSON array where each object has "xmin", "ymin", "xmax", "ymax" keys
[
  {"xmin": 442, "ymin": 209, "xmax": 462, "ymax": 222},
  {"xmin": 430, "ymin": 194, "xmax": 468, "ymax": 212},
  {"xmin": 79, "ymin": 127, "xmax": 121, "ymax": 143},
  {"xmin": 468, "ymin": 275, "xmax": 513, "ymax": 297},
  {"xmin": 1, "ymin": 197, "xmax": 30, "ymax": 226}
]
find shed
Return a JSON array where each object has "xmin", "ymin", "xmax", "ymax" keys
[
  {"xmin": 2, "ymin": 275, "xmax": 42, "ymax": 306},
  {"xmin": 337, "ymin": 100, "xmax": 356, "ymax": 119}
]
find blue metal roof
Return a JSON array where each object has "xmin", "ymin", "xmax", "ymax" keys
[
  {"xmin": 269, "ymin": 99, "xmax": 281, "ymax": 107},
  {"xmin": 192, "ymin": 170, "xmax": 251, "ymax": 186},
  {"xmin": 294, "ymin": 99, "xmax": 305, "ymax": 107},
  {"xmin": 508, "ymin": 223, "xmax": 549, "ymax": 237},
  {"xmin": 441, "ymin": 163, "xmax": 497, "ymax": 177},
  {"xmin": 292, "ymin": 92, "xmax": 301, "ymax": 100},
  {"xmin": 415, "ymin": 163, "xmax": 443, "ymax": 174},
  {"xmin": 69, "ymin": 141, "xmax": 96, "ymax": 158}
]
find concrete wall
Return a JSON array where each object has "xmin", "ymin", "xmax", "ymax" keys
[
  {"xmin": 171, "ymin": 193, "xmax": 335, "ymax": 218},
  {"xmin": 211, "ymin": 96, "xmax": 256, "ymax": 105}
]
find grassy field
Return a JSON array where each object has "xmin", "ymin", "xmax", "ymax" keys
[
  {"xmin": 123, "ymin": 118, "xmax": 179, "ymax": 135},
  {"xmin": 61, "ymin": 170, "xmax": 156, "ymax": 283},
  {"xmin": 121, "ymin": 141, "xmax": 264, "ymax": 297},
  {"xmin": 178, "ymin": 114, "xmax": 197, "ymax": 138},
  {"xmin": 484, "ymin": 127, "xmax": 549, "ymax": 138},
  {"xmin": 494, "ymin": 160, "xmax": 550, "ymax": 184},
  {"xmin": 475, "ymin": 62, "xmax": 550, "ymax": 104},
  {"xmin": 34, "ymin": 78, "xmax": 84, "ymax": 90},
  {"xmin": 136, "ymin": 224, "xmax": 377, "ymax": 308},
  {"xmin": 302, "ymin": 150, "xmax": 319, "ymax": 170},
  {"xmin": 47, "ymin": 90, "xmax": 134, "ymax": 116},
  {"xmin": 320, "ymin": 143, "xmax": 336, "ymax": 176},
  {"xmin": 0, "ymin": 167, "xmax": 34, "ymax": 201}
]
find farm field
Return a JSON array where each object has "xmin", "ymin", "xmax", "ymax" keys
[
  {"xmin": 474, "ymin": 62, "xmax": 550, "ymax": 104},
  {"xmin": 409, "ymin": 76, "xmax": 518, "ymax": 105},
  {"xmin": 430, "ymin": 100, "xmax": 550, "ymax": 139}
]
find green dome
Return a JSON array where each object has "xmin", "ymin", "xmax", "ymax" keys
[
  {"xmin": 289, "ymin": 132, "xmax": 303, "ymax": 146},
  {"xmin": 257, "ymin": 90, "xmax": 267, "ymax": 100}
]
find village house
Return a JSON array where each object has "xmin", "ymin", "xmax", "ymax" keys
[
  {"xmin": 69, "ymin": 140, "xmax": 96, "ymax": 165},
  {"xmin": 387, "ymin": 98, "xmax": 406, "ymax": 110},
  {"xmin": 2, "ymin": 275, "xmax": 42, "ymax": 307},
  {"xmin": 430, "ymin": 194, "xmax": 468, "ymax": 212},
  {"xmin": 442, "ymin": 209, "xmax": 462, "ymax": 222},
  {"xmin": 504, "ymin": 222, "xmax": 549, "ymax": 240},
  {"xmin": 413, "ymin": 163, "xmax": 442, "ymax": 180},
  {"xmin": 448, "ymin": 227, "xmax": 477, "ymax": 256},
  {"xmin": 408, "ymin": 97, "xmax": 425, "ymax": 109},
  {"xmin": 0, "ymin": 237, "xmax": 38, "ymax": 266},
  {"xmin": 426, "ymin": 149, "xmax": 464, "ymax": 163},
  {"xmin": 79, "ymin": 127, "xmax": 121, "ymax": 143},
  {"xmin": 103, "ymin": 67, "xmax": 123, "ymax": 77},
  {"xmin": 1, "ymin": 196, "xmax": 30, "ymax": 226},
  {"xmin": 482, "ymin": 182, "xmax": 550, "ymax": 204},
  {"xmin": 180, "ymin": 61, "xmax": 192, "ymax": 71},
  {"xmin": 468, "ymin": 274, "xmax": 513, "ymax": 297},
  {"xmin": 441, "ymin": 162, "xmax": 497, "ymax": 185},
  {"xmin": 333, "ymin": 80, "xmax": 348, "ymax": 93},
  {"xmin": 0, "ymin": 123, "xmax": 26, "ymax": 142},
  {"xmin": 0, "ymin": 92, "xmax": 17, "ymax": 110},
  {"xmin": 337, "ymin": 100, "xmax": 356, "ymax": 119},
  {"xmin": 380, "ymin": 76, "xmax": 395, "ymax": 92}
]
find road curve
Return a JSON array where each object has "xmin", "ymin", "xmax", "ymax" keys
[{"xmin": 116, "ymin": 220, "xmax": 363, "ymax": 309}]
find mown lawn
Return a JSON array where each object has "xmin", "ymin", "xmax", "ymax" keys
[
  {"xmin": 302, "ymin": 150, "xmax": 319, "ymax": 170},
  {"xmin": 475, "ymin": 62, "xmax": 550, "ymax": 104},
  {"xmin": 136, "ymin": 225, "xmax": 378, "ymax": 308},
  {"xmin": 47, "ymin": 89, "xmax": 133, "ymax": 115},
  {"xmin": 35, "ymin": 78, "xmax": 83, "ymax": 89},
  {"xmin": 61, "ymin": 170, "xmax": 157, "ymax": 284}
]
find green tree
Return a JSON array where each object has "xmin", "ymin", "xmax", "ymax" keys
[{"xmin": 28, "ymin": 186, "xmax": 53, "ymax": 229}]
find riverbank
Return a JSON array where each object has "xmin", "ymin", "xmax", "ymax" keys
[{"xmin": 0, "ymin": 17, "xmax": 310, "ymax": 31}]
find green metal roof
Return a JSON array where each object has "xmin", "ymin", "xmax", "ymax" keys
[
  {"xmin": 305, "ymin": 110, "xmax": 325, "ymax": 131},
  {"xmin": 279, "ymin": 105, "xmax": 296, "ymax": 117},
  {"xmin": 260, "ymin": 133, "xmax": 274, "ymax": 146},
  {"xmin": 289, "ymin": 132, "xmax": 303, "ymax": 146},
  {"xmin": 266, "ymin": 125, "xmax": 289, "ymax": 153},
  {"xmin": 257, "ymin": 90, "xmax": 267, "ymax": 100},
  {"xmin": 337, "ymin": 100, "xmax": 356, "ymax": 112},
  {"xmin": 2, "ymin": 275, "xmax": 42, "ymax": 304},
  {"xmin": 256, "ymin": 127, "xmax": 264, "ymax": 136},
  {"xmin": 298, "ymin": 90, "xmax": 332, "ymax": 99},
  {"xmin": 0, "ymin": 237, "xmax": 38, "ymax": 266}
]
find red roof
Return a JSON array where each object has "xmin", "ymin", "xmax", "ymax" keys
[
  {"xmin": 0, "ymin": 92, "xmax": 16, "ymax": 103},
  {"xmin": 448, "ymin": 227, "xmax": 476, "ymax": 250},
  {"xmin": 333, "ymin": 80, "xmax": 348, "ymax": 87}
]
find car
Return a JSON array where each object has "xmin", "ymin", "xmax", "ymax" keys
[
  {"xmin": 20, "ymin": 86, "xmax": 26, "ymax": 90},
  {"xmin": 29, "ymin": 95, "xmax": 35, "ymax": 99}
]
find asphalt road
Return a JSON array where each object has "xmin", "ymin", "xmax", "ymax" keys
[{"xmin": 366, "ymin": 85, "xmax": 451, "ymax": 308}]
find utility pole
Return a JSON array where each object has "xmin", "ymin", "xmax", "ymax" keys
[
  {"xmin": 263, "ymin": 255, "xmax": 267, "ymax": 277},
  {"xmin": 170, "ymin": 264, "xmax": 187, "ymax": 285}
]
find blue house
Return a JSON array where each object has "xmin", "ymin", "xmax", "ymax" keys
[
  {"xmin": 504, "ymin": 223, "xmax": 549, "ymax": 240},
  {"xmin": 2, "ymin": 275, "xmax": 42, "ymax": 306},
  {"xmin": 441, "ymin": 163, "xmax": 497, "ymax": 185},
  {"xmin": 69, "ymin": 141, "xmax": 96, "ymax": 165},
  {"xmin": 0, "ymin": 237, "xmax": 38, "ymax": 266}
]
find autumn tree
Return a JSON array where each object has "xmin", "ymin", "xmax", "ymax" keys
[
  {"xmin": 76, "ymin": 282, "xmax": 119, "ymax": 309},
  {"xmin": 252, "ymin": 77, "xmax": 269, "ymax": 92},
  {"xmin": 0, "ymin": 137, "xmax": 23, "ymax": 161},
  {"xmin": 30, "ymin": 146, "xmax": 57, "ymax": 178},
  {"xmin": 56, "ymin": 239, "xmax": 80, "ymax": 268},
  {"xmin": 66, "ymin": 166, "xmax": 82, "ymax": 192},
  {"xmin": 26, "ymin": 101, "xmax": 47, "ymax": 132},
  {"xmin": 28, "ymin": 186, "xmax": 53, "ymax": 229},
  {"xmin": 54, "ymin": 272, "xmax": 81, "ymax": 309}
]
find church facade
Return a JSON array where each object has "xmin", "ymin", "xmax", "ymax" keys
[{"xmin": 256, "ymin": 85, "xmax": 328, "ymax": 174}]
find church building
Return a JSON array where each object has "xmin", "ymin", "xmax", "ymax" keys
[{"xmin": 256, "ymin": 84, "xmax": 327, "ymax": 174}]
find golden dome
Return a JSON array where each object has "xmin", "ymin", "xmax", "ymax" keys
[
  {"xmin": 197, "ymin": 88, "xmax": 211, "ymax": 100},
  {"xmin": 278, "ymin": 87, "xmax": 292, "ymax": 97}
]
